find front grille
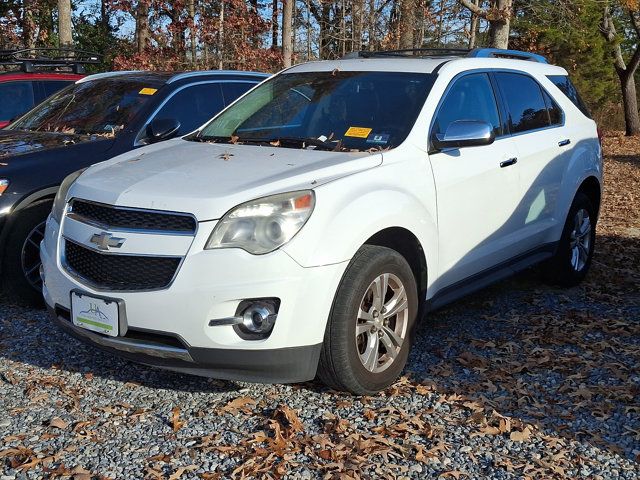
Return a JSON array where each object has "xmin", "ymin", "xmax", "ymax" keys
[
  {"xmin": 70, "ymin": 200, "xmax": 197, "ymax": 234},
  {"xmin": 64, "ymin": 240, "xmax": 181, "ymax": 291}
]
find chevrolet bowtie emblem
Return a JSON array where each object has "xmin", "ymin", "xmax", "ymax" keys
[{"xmin": 90, "ymin": 232, "xmax": 125, "ymax": 251}]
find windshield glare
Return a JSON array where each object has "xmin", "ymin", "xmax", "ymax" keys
[
  {"xmin": 9, "ymin": 79, "xmax": 160, "ymax": 136},
  {"xmin": 198, "ymin": 71, "xmax": 436, "ymax": 151}
]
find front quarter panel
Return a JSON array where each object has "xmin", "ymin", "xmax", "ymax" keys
[{"xmin": 283, "ymin": 151, "xmax": 438, "ymax": 290}]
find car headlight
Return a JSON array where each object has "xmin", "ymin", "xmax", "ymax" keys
[
  {"xmin": 205, "ymin": 190, "xmax": 315, "ymax": 254},
  {"xmin": 51, "ymin": 169, "xmax": 86, "ymax": 223}
]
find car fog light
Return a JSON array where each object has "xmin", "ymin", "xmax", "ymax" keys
[{"xmin": 242, "ymin": 303, "xmax": 277, "ymax": 333}]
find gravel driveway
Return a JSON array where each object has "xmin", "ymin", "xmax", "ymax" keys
[{"xmin": 1, "ymin": 135, "xmax": 639, "ymax": 479}]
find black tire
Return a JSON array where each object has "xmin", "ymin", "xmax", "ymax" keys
[
  {"xmin": 317, "ymin": 245, "xmax": 419, "ymax": 395},
  {"xmin": 542, "ymin": 192, "xmax": 596, "ymax": 287},
  {"xmin": 2, "ymin": 202, "xmax": 52, "ymax": 307}
]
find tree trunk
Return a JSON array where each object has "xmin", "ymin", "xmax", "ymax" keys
[
  {"xmin": 188, "ymin": 0, "xmax": 197, "ymax": 65},
  {"xmin": 619, "ymin": 72, "xmax": 640, "ymax": 136},
  {"xmin": 272, "ymin": 0, "xmax": 279, "ymax": 48},
  {"xmin": 469, "ymin": 0, "xmax": 479, "ymax": 48},
  {"xmin": 22, "ymin": 0, "xmax": 36, "ymax": 49},
  {"xmin": 487, "ymin": 18, "xmax": 509, "ymax": 48},
  {"xmin": 282, "ymin": 0, "xmax": 293, "ymax": 66},
  {"xmin": 399, "ymin": 0, "xmax": 414, "ymax": 49},
  {"xmin": 353, "ymin": 0, "xmax": 364, "ymax": 51},
  {"xmin": 459, "ymin": 0, "xmax": 511, "ymax": 49},
  {"xmin": 135, "ymin": 1, "xmax": 150, "ymax": 54},
  {"xmin": 600, "ymin": 6, "xmax": 640, "ymax": 136},
  {"xmin": 368, "ymin": 0, "xmax": 375, "ymax": 50},
  {"xmin": 218, "ymin": 0, "xmax": 225, "ymax": 69},
  {"xmin": 57, "ymin": 0, "xmax": 72, "ymax": 48}
]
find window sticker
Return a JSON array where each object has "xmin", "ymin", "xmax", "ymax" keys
[
  {"xmin": 139, "ymin": 88, "xmax": 158, "ymax": 95},
  {"xmin": 366, "ymin": 133, "xmax": 390, "ymax": 145},
  {"xmin": 344, "ymin": 126, "xmax": 372, "ymax": 138}
]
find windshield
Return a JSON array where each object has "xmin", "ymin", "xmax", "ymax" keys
[
  {"xmin": 9, "ymin": 79, "xmax": 162, "ymax": 136},
  {"xmin": 196, "ymin": 71, "xmax": 436, "ymax": 151}
]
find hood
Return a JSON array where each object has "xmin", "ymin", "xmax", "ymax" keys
[
  {"xmin": 70, "ymin": 138, "xmax": 383, "ymax": 220},
  {"xmin": 0, "ymin": 130, "xmax": 113, "ymax": 160}
]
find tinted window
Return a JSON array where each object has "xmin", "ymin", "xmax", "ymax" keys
[
  {"xmin": 153, "ymin": 83, "xmax": 224, "ymax": 135},
  {"xmin": 199, "ymin": 71, "xmax": 437, "ymax": 151},
  {"xmin": 433, "ymin": 73, "xmax": 501, "ymax": 137},
  {"xmin": 543, "ymin": 90, "xmax": 563, "ymax": 126},
  {"xmin": 547, "ymin": 75, "xmax": 592, "ymax": 118},
  {"xmin": 0, "ymin": 81, "xmax": 35, "ymax": 122},
  {"xmin": 495, "ymin": 73, "xmax": 549, "ymax": 133},
  {"xmin": 221, "ymin": 82, "xmax": 256, "ymax": 106},
  {"xmin": 42, "ymin": 80, "xmax": 74, "ymax": 97},
  {"xmin": 10, "ymin": 79, "xmax": 159, "ymax": 135}
]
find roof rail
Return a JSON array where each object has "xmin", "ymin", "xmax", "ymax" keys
[
  {"xmin": 343, "ymin": 48, "xmax": 471, "ymax": 59},
  {"xmin": 76, "ymin": 70, "xmax": 145, "ymax": 83},
  {"xmin": 167, "ymin": 70, "xmax": 269, "ymax": 84},
  {"xmin": 468, "ymin": 48, "xmax": 547, "ymax": 63},
  {"xmin": 0, "ymin": 48, "xmax": 102, "ymax": 74}
]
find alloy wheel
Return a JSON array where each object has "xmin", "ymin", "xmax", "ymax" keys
[
  {"xmin": 355, "ymin": 272, "xmax": 409, "ymax": 373},
  {"xmin": 569, "ymin": 208, "xmax": 592, "ymax": 272},
  {"xmin": 21, "ymin": 220, "xmax": 46, "ymax": 291}
]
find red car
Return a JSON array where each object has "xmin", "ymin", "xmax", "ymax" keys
[{"xmin": 0, "ymin": 49, "xmax": 99, "ymax": 128}]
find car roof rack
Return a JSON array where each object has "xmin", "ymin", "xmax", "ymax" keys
[
  {"xmin": 0, "ymin": 48, "xmax": 102, "ymax": 74},
  {"xmin": 342, "ymin": 47, "xmax": 547, "ymax": 63},
  {"xmin": 468, "ymin": 48, "xmax": 548, "ymax": 63},
  {"xmin": 343, "ymin": 48, "xmax": 471, "ymax": 59}
]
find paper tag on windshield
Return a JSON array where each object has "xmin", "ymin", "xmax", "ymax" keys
[
  {"xmin": 139, "ymin": 88, "xmax": 158, "ymax": 95},
  {"xmin": 366, "ymin": 133, "xmax": 390, "ymax": 145},
  {"xmin": 344, "ymin": 127, "xmax": 372, "ymax": 138}
]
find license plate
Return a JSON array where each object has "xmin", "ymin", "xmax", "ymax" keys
[{"xmin": 71, "ymin": 292, "xmax": 120, "ymax": 337}]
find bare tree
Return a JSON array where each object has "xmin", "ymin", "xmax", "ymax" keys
[
  {"xmin": 399, "ymin": 0, "xmax": 415, "ymax": 48},
  {"xmin": 283, "ymin": 0, "xmax": 293, "ymax": 66},
  {"xmin": 22, "ymin": 0, "xmax": 36, "ymax": 49},
  {"xmin": 135, "ymin": 0, "xmax": 150, "ymax": 54},
  {"xmin": 601, "ymin": 5, "xmax": 640, "ymax": 136},
  {"xmin": 459, "ymin": 0, "xmax": 511, "ymax": 48},
  {"xmin": 57, "ymin": 0, "xmax": 72, "ymax": 48},
  {"xmin": 272, "ymin": 0, "xmax": 279, "ymax": 48},
  {"xmin": 189, "ymin": 0, "xmax": 197, "ymax": 65}
]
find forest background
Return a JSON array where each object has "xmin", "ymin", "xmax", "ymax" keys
[{"xmin": 1, "ymin": 0, "xmax": 639, "ymax": 133}]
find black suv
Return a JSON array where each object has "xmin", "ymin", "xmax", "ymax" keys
[{"xmin": 0, "ymin": 69, "xmax": 268, "ymax": 305}]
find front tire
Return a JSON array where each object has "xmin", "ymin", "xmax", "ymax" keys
[
  {"xmin": 2, "ymin": 202, "xmax": 52, "ymax": 307},
  {"xmin": 317, "ymin": 245, "xmax": 419, "ymax": 395},
  {"xmin": 543, "ymin": 192, "xmax": 596, "ymax": 286}
]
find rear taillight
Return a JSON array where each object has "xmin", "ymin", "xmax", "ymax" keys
[{"xmin": 596, "ymin": 127, "xmax": 603, "ymax": 146}]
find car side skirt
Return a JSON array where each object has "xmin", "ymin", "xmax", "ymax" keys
[{"xmin": 426, "ymin": 242, "xmax": 558, "ymax": 312}]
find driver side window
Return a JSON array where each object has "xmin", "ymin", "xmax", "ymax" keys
[{"xmin": 433, "ymin": 73, "xmax": 501, "ymax": 138}]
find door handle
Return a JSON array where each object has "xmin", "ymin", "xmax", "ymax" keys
[
  {"xmin": 558, "ymin": 139, "xmax": 571, "ymax": 147},
  {"xmin": 500, "ymin": 158, "xmax": 518, "ymax": 168}
]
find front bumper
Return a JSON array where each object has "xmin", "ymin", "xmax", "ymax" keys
[
  {"xmin": 41, "ymin": 214, "xmax": 347, "ymax": 383},
  {"xmin": 47, "ymin": 303, "xmax": 321, "ymax": 382}
]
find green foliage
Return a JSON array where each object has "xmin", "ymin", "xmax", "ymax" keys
[{"xmin": 512, "ymin": 0, "xmax": 618, "ymax": 116}]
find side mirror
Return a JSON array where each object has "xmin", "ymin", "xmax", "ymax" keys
[
  {"xmin": 146, "ymin": 118, "xmax": 181, "ymax": 143},
  {"xmin": 432, "ymin": 120, "xmax": 495, "ymax": 150}
]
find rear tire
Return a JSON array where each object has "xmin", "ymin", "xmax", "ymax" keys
[
  {"xmin": 542, "ymin": 192, "xmax": 596, "ymax": 287},
  {"xmin": 317, "ymin": 245, "xmax": 419, "ymax": 395},
  {"xmin": 2, "ymin": 202, "xmax": 52, "ymax": 307}
]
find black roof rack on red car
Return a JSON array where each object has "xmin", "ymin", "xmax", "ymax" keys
[{"xmin": 0, "ymin": 48, "xmax": 102, "ymax": 74}]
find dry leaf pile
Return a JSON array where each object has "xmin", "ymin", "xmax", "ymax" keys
[{"xmin": 0, "ymin": 132, "xmax": 638, "ymax": 479}]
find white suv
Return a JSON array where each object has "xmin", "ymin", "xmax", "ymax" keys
[{"xmin": 41, "ymin": 48, "xmax": 602, "ymax": 394}]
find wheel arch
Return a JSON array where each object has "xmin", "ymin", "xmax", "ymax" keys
[
  {"xmin": 364, "ymin": 227, "xmax": 428, "ymax": 307},
  {"xmin": 576, "ymin": 175, "xmax": 601, "ymax": 218}
]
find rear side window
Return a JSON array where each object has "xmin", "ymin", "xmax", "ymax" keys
[
  {"xmin": 0, "ymin": 81, "xmax": 35, "ymax": 122},
  {"xmin": 433, "ymin": 73, "xmax": 502, "ymax": 137},
  {"xmin": 153, "ymin": 83, "xmax": 225, "ymax": 135},
  {"xmin": 543, "ymin": 91, "xmax": 563, "ymax": 126},
  {"xmin": 547, "ymin": 75, "xmax": 592, "ymax": 118},
  {"xmin": 41, "ymin": 80, "xmax": 74, "ymax": 97},
  {"xmin": 221, "ymin": 82, "xmax": 257, "ymax": 106},
  {"xmin": 494, "ymin": 73, "xmax": 549, "ymax": 133}
]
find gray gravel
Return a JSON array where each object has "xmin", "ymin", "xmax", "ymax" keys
[{"xmin": 0, "ymin": 256, "xmax": 638, "ymax": 479}]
